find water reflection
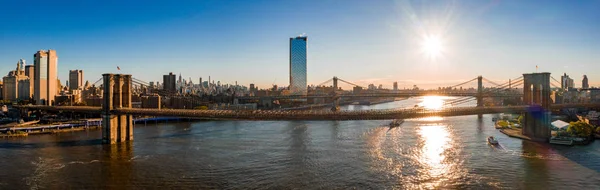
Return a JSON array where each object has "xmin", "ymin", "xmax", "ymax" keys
[
  {"xmin": 417, "ymin": 124, "xmax": 451, "ymax": 188},
  {"xmin": 415, "ymin": 116, "xmax": 444, "ymax": 122},
  {"xmin": 102, "ymin": 142, "xmax": 134, "ymax": 189}
]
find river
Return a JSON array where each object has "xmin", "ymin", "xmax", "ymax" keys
[{"xmin": 1, "ymin": 96, "xmax": 599, "ymax": 189}]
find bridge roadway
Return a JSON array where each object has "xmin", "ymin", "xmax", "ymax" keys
[
  {"xmin": 236, "ymin": 92, "xmax": 522, "ymax": 100},
  {"xmin": 18, "ymin": 103, "xmax": 600, "ymax": 121}
]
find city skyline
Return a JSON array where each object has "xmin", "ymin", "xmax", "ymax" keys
[{"xmin": 1, "ymin": 0, "xmax": 600, "ymax": 89}]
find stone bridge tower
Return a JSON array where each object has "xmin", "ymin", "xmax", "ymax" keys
[
  {"xmin": 102, "ymin": 74, "xmax": 134, "ymax": 144},
  {"xmin": 522, "ymin": 72, "xmax": 551, "ymax": 140}
]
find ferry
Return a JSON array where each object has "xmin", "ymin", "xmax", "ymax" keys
[
  {"xmin": 487, "ymin": 136, "xmax": 499, "ymax": 145},
  {"xmin": 389, "ymin": 119, "xmax": 404, "ymax": 128}
]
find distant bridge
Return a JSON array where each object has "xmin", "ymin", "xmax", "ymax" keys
[{"xmin": 236, "ymin": 91, "xmax": 522, "ymax": 100}]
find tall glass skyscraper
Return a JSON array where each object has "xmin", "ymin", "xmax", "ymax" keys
[{"xmin": 289, "ymin": 36, "xmax": 307, "ymax": 95}]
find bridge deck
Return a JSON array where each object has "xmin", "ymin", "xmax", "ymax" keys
[{"xmin": 17, "ymin": 103, "xmax": 600, "ymax": 121}]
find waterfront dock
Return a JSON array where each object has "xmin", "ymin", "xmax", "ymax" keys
[{"xmin": 0, "ymin": 117, "xmax": 195, "ymax": 137}]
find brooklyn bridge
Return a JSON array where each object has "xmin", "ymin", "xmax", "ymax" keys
[{"xmin": 15, "ymin": 72, "xmax": 600, "ymax": 144}]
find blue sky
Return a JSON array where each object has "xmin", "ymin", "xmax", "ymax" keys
[{"xmin": 1, "ymin": 0, "xmax": 599, "ymax": 89}]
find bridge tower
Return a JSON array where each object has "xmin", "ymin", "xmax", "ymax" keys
[
  {"xmin": 522, "ymin": 72, "xmax": 551, "ymax": 140},
  {"xmin": 477, "ymin": 76, "xmax": 483, "ymax": 107},
  {"xmin": 331, "ymin": 76, "xmax": 340, "ymax": 111},
  {"xmin": 102, "ymin": 74, "xmax": 134, "ymax": 144},
  {"xmin": 333, "ymin": 76, "xmax": 338, "ymax": 90}
]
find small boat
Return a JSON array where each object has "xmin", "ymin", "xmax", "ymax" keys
[
  {"xmin": 549, "ymin": 137, "xmax": 573, "ymax": 145},
  {"xmin": 389, "ymin": 119, "xmax": 404, "ymax": 128},
  {"xmin": 487, "ymin": 136, "xmax": 499, "ymax": 145}
]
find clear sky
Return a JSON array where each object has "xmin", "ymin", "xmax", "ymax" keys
[{"xmin": 1, "ymin": 0, "xmax": 599, "ymax": 89}]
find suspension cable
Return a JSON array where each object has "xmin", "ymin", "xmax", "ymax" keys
[
  {"xmin": 444, "ymin": 77, "xmax": 523, "ymax": 106},
  {"xmin": 447, "ymin": 80, "xmax": 524, "ymax": 106}
]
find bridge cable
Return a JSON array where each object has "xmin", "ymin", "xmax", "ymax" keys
[
  {"xmin": 446, "ymin": 80, "xmax": 524, "ymax": 106},
  {"xmin": 448, "ymin": 77, "xmax": 478, "ymax": 88},
  {"xmin": 444, "ymin": 76, "xmax": 523, "ymax": 105},
  {"xmin": 444, "ymin": 77, "xmax": 523, "ymax": 106}
]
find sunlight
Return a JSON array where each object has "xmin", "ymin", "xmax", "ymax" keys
[
  {"xmin": 417, "ymin": 116, "xmax": 444, "ymax": 122},
  {"xmin": 419, "ymin": 96, "xmax": 444, "ymax": 110},
  {"xmin": 417, "ymin": 125, "xmax": 451, "ymax": 188},
  {"xmin": 420, "ymin": 34, "xmax": 444, "ymax": 60}
]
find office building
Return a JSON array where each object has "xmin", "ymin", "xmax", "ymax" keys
[
  {"xmin": 289, "ymin": 36, "xmax": 307, "ymax": 95},
  {"xmin": 163, "ymin": 72, "xmax": 177, "ymax": 93},
  {"xmin": 34, "ymin": 50, "xmax": 58, "ymax": 105},
  {"xmin": 3, "ymin": 61, "xmax": 31, "ymax": 101},
  {"xmin": 393, "ymin": 82, "xmax": 398, "ymax": 91},
  {"xmin": 582, "ymin": 75, "xmax": 589, "ymax": 89},
  {"xmin": 69, "ymin": 70, "xmax": 84, "ymax": 90},
  {"xmin": 561, "ymin": 73, "xmax": 574, "ymax": 90},
  {"xmin": 25, "ymin": 65, "xmax": 35, "ymax": 97}
]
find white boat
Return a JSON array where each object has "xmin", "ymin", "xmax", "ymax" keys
[
  {"xmin": 487, "ymin": 136, "xmax": 499, "ymax": 145},
  {"xmin": 389, "ymin": 119, "xmax": 404, "ymax": 128}
]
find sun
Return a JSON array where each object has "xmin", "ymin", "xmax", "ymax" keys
[
  {"xmin": 421, "ymin": 34, "xmax": 444, "ymax": 59},
  {"xmin": 420, "ymin": 96, "xmax": 444, "ymax": 110}
]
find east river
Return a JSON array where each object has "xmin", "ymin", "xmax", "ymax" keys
[{"xmin": 1, "ymin": 96, "xmax": 599, "ymax": 189}]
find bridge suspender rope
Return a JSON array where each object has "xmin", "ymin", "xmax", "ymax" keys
[
  {"xmin": 337, "ymin": 78, "xmax": 366, "ymax": 89},
  {"xmin": 91, "ymin": 77, "xmax": 103, "ymax": 87},
  {"xmin": 446, "ymin": 79, "xmax": 524, "ymax": 107},
  {"xmin": 447, "ymin": 78, "xmax": 524, "ymax": 106},
  {"xmin": 316, "ymin": 78, "xmax": 334, "ymax": 87},
  {"xmin": 550, "ymin": 76, "xmax": 562, "ymax": 88},
  {"xmin": 444, "ymin": 76, "xmax": 523, "ymax": 106},
  {"xmin": 481, "ymin": 78, "xmax": 501, "ymax": 87},
  {"xmin": 448, "ymin": 77, "xmax": 478, "ymax": 88}
]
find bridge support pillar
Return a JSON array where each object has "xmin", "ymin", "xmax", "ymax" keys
[
  {"xmin": 331, "ymin": 96, "xmax": 340, "ymax": 112},
  {"xmin": 477, "ymin": 76, "xmax": 483, "ymax": 107},
  {"xmin": 522, "ymin": 72, "xmax": 551, "ymax": 141},
  {"xmin": 102, "ymin": 74, "xmax": 134, "ymax": 144}
]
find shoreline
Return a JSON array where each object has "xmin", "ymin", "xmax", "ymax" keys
[
  {"xmin": 0, "ymin": 117, "xmax": 195, "ymax": 138},
  {"xmin": 496, "ymin": 122, "xmax": 596, "ymax": 145}
]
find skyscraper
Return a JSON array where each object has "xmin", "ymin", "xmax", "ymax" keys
[
  {"xmin": 582, "ymin": 75, "xmax": 589, "ymax": 89},
  {"xmin": 69, "ymin": 70, "xmax": 84, "ymax": 91},
  {"xmin": 25, "ymin": 64, "xmax": 35, "ymax": 98},
  {"xmin": 34, "ymin": 50, "xmax": 58, "ymax": 105},
  {"xmin": 561, "ymin": 73, "xmax": 574, "ymax": 90},
  {"xmin": 289, "ymin": 36, "xmax": 307, "ymax": 95},
  {"xmin": 393, "ymin": 82, "xmax": 398, "ymax": 91},
  {"xmin": 163, "ymin": 72, "xmax": 176, "ymax": 93}
]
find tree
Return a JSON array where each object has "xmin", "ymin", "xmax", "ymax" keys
[
  {"xmin": 497, "ymin": 120, "xmax": 509, "ymax": 128},
  {"xmin": 567, "ymin": 121, "xmax": 594, "ymax": 138},
  {"xmin": 194, "ymin": 106, "xmax": 208, "ymax": 110},
  {"xmin": 595, "ymin": 126, "xmax": 600, "ymax": 134},
  {"xmin": 517, "ymin": 115, "xmax": 524, "ymax": 124}
]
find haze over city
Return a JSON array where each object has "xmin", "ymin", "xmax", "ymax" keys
[{"xmin": 1, "ymin": 0, "xmax": 599, "ymax": 89}]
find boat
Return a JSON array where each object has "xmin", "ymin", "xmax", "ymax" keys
[
  {"xmin": 487, "ymin": 136, "xmax": 499, "ymax": 145},
  {"xmin": 549, "ymin": 136, "xmax": 573, "ymax": 145},
  {"xmin": 389, "ymin": 119, "xmax": 404, "ymax": 128}
]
